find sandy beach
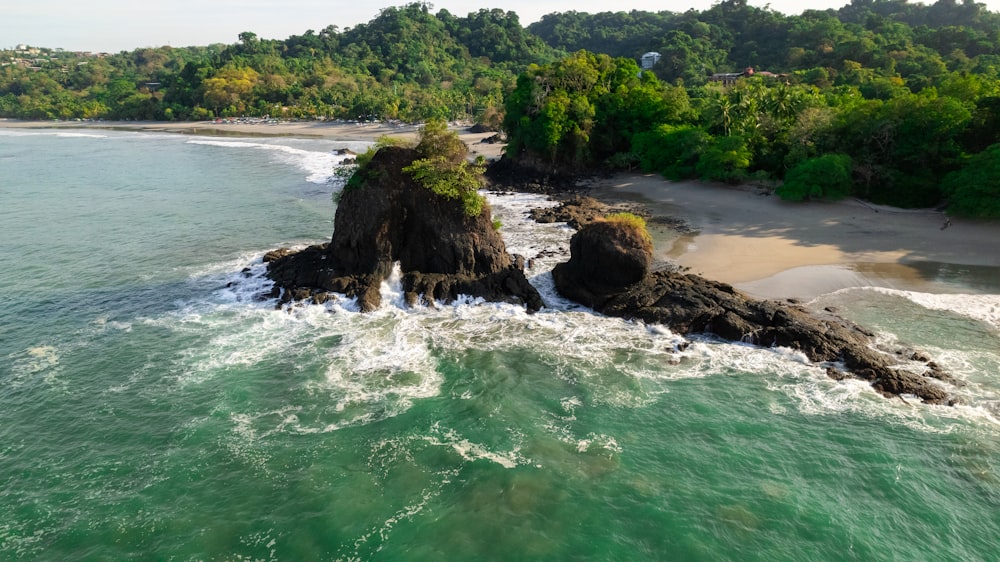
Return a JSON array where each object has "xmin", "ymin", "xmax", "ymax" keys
[
  {"xmin": 590, "ymin": 174, "xmax": 1000, "ymax": 299},
  {"xmin": 4, "ymin": 118, "xmax": 997, "ymax": 299},
  {"xmin": 0, "ymin": 118, "xmax": 507, "ymax": 160}
]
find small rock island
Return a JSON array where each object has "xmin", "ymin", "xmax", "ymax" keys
[
  {"xmin": 264, "ymin": 121, "xmax": 542, "ymax": 313},
  {"xmin": 545, "ymin": 197, "xmax": 956, "ymax": 405}
]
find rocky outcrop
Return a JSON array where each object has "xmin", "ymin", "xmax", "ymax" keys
[
  {"xmin": 266, "ymin": 146, "xmax": 543, "ymax": 312},
  {"xmin": 529, "ymin": 195, "xmax": 646, "ymax": 229},
  {"xmin": 551, "ymin": 215, "xmax": 956, "ymax": 405},
  {"xmin": 534, "ymin": 195, "xmax": 695, "ymax": 233},
  {"xmin": 484, "ymin": 154, "xmax": 589, "ymax": 193}
]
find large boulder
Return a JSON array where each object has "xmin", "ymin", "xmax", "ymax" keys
[
  {"xmin": 266, "ymin": 146, "xmax": 542, "ymax": 312},
  {"xmin": 553, "ymin": 216, "xmax": 652, "ymax": 305},
  {"xmin": 551, "ymin": 213, "xmax": 956, "ymax": 405}
]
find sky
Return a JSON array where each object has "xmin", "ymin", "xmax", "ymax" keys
[{"xmin": 4, "ymin": 0, "xmax": 1000, "ymax": 53}]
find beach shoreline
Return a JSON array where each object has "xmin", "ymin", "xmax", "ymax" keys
[
  {"xmin": 587, "ymin": 174, "xmax": 1000, "ymax": 299},
  {"xmin": 5, "ymin": 118, "xmax": 997, "ymax": 299},
  {"xmin": 0, "ymin": 118, "xmax": 508, "ymax": 160}
]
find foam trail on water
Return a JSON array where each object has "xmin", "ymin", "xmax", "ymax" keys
[
  {"xmin": 55, "ymin": 132, "xmax": 109, "ymax": 139},
  {"xmin": 870, "ymin": 287, "xmax": 1000, "ymax": 331},
  {"xmin": 0, "ymin": 130, "xmax": 108, "ymax": 139},
  {"xmin": 186, "ymin": 138, "xmax": 354, "ymax": 184},
  {"xmin": 153, "ymin": 180, "xmax": 1000, "ymax": 438},
  {"xmin": 486, "ymin": 191, "xmax": 578, "ymax": 310}
]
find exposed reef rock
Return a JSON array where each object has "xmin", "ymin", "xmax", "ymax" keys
[
  {"xmin": 484, "ymin": 154, "xmax": 590, "ymax": 193},
  {"xmin": 549, "ymin": 203, "xmax": 956, "ymax": 405},
  {"xmin": 266, "ymin": 146, "xmax": 542, "ymax": 312},
  {"xmin": 530, "ymin": 195, "xmax": 649, "ymax": 229}
]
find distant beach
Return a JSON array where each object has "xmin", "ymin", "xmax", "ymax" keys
[
  {"xmin": 0, "ymin": 118, "xmax": 507, "ymax": 161},
  {"xmin": 4, "ymin": 117, "xmax": 998, "ymax": 300}
]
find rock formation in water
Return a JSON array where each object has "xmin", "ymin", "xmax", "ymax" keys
[
  {"xmin": 265, "ymin": 145, "xmax": 542, "ymax": 312},
  {"xmin": 548, "ymin": 200, "xmax": 956, "ymax": 405}
]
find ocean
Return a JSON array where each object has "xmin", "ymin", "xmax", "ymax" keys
[{"xmin": 1, "ymin": 129, "xmax": 998, "ymax": 560}]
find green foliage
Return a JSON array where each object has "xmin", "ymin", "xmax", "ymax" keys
[
  {"xmin": 826, "ymin": 91, "xmax": 971, "ymax": 206},
  {"xmin": 604, "ymin": 152, "xmax": 641, "ymax": 171},
  {"xmin": 603, "ymin": 212, "xmax": 651, "ymax": 242},
  {"xmin": 374, "ymin": 134, "xmax": 410, "ymax": 149},
  {"xmin": 338, "ymin": 134, "xmax": 409, "ymax": 193},
  {"xmin": 416, "ymin": 118, "xmax": 467, "ymax": 163},
  {"xmin": 942, "ymin": 144, "xmax": 1000, "ymax": 217},
  {"xmin": 632, "ymin": 125, "xmax": 713, "ymax": 180},
  {"xmin": 404, "ymin": 115, "xmax": 487, "ymax": 216},
  {"xmin": 403, "ymin": 156, "xmax": 487, "ymax": 216},
  {"xmin": 604, "ymin": 212, "xmax": 646, "ymax": 227},
  {"xmin": 696, "ymin": 135, "xmax": 752, "ymax": 184},
  {"xmin": 502, "ymin": 52, "xmax": 604, "ymax": 164},
  {"xmin": 529, "ymin": 11, "xmax": 680, "ymax": 59},
  {"xmin": 776, "ymin": 154, "xmax": 853, "ymax": 201},
  {"xmin": 503, "ymin": 51, "xmax": 690, "ymax": 166}
]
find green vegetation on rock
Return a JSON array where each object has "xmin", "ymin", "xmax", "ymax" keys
[
  {"xmin": 404, "ymin": 118, "xmax": 487, "ymax": 217},
  {"xmin": 603, "ymin": 212, "xmax": 652, "ymax": 246}
]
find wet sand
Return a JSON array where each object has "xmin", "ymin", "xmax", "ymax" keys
[{"xmin": 589, "ymin": 174, "xmax": 1000, "ymax": 299}]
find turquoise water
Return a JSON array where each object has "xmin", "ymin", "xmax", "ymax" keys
[{"xmin": 1, "ymin": 129, "xmax": 999, "ymax": 560}]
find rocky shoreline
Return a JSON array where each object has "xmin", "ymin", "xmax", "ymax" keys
[
  {"xmin": 263, "ymin": 145, "xmax": 542, "ymax": 313},
  {"xmin": 538, "ymin": 196, "xmax": 957, "ymax": 405},
  {"xmin": 261, "ymin": 149, "xmax": 958, "ymax": 406}
]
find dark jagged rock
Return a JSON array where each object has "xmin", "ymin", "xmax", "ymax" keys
[
  {"xmin": 266, "ymin": 146, "xmax": 542, "ymax": 312},
  {"xmin": 530, "ymin": 195, "xmax": 650, "ymax": 229},
  {"xmin": 551, "ymin": 218, "xmax": 957, "ymax": 405},
  {"xmin": 560, "ymin": 218, "xmax": 651, "ymax": 296},
  {"xmin": 484, "ymin": 154, "xmax": 590, "ymax": 193},
  {"xmin": 403, "ymin": 268, "xmax": 543, "ymax": 311}
]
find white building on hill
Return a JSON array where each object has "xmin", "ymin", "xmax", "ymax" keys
[{"xmin": 641, "ymin": 52, "xmax": 661, "ymax": 70}]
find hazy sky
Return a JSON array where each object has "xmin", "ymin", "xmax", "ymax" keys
[{"xmin": 5, "ymin": 0, "xmax": 1000, "ymax": 53}]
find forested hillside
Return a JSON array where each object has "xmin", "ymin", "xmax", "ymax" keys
[
  {"xmin": 528, "ymin": 0, "xmax": 1000, "ymax": 85},
  {"xmin": 3, "ymin": 0, "xmax": 1000, "ymax": 214},
  {"xmin": 0, "ymin": 4, "xmax": 554, "ymax": 123},
  {"xmin": 508, "ymin": 0, "xmax": 1000, "ymax": 215}
]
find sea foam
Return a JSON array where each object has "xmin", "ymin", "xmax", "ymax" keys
[
  {"xmin": 186, "ymin": 138, "xmax": 360, "ymax": 184},
  {"xmin": 0, "ymin": 129, "xmax": 108, "ymax": 139},
  {"xmin": 161, "ymin": 183, "xmax": 1000, "ymax": 438},
  {"xmin": 871, "ymin": 287, "xmax": 1000, "ymax": 331}
]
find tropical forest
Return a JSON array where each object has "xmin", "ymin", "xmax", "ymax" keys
[{"xmin": 3, "ymin": 0, "xmax": 1000, "ymax": 215}]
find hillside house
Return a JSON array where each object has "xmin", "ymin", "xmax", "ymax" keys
[
  {"xmin": 641, "ymin": 52, "xmax": 661, "ymax": 70},
  {"xmin": 710, "ymin": 67, "xmax": 785, "ymax": 85}
]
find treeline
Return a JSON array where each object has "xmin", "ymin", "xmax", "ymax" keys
[
  {"xmin": 503, "ymin": 49, "xmax": 999, "ymax": 215},
  {"xmin": 5, "ymin": 0, "xmax": 1000, "ymax": 124},
  {"xmin": 529, "ymin": 0, "xmax": 1000, "ymax": 87},
  {"xmin": 0, "ymin": 4, "xmax": 554, "ymax": 123},
  {"xmin": 3, "ymin": 0, "xmax": 1000, "ymax": 214},
  {"xmin": 504, "ymin": 0, "xmax": 1000, "ymax": 215}
]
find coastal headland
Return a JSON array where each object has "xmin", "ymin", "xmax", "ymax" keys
[{"xmin": 5, "ymin": 118, "xmax": 998, "ymax": 301}]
